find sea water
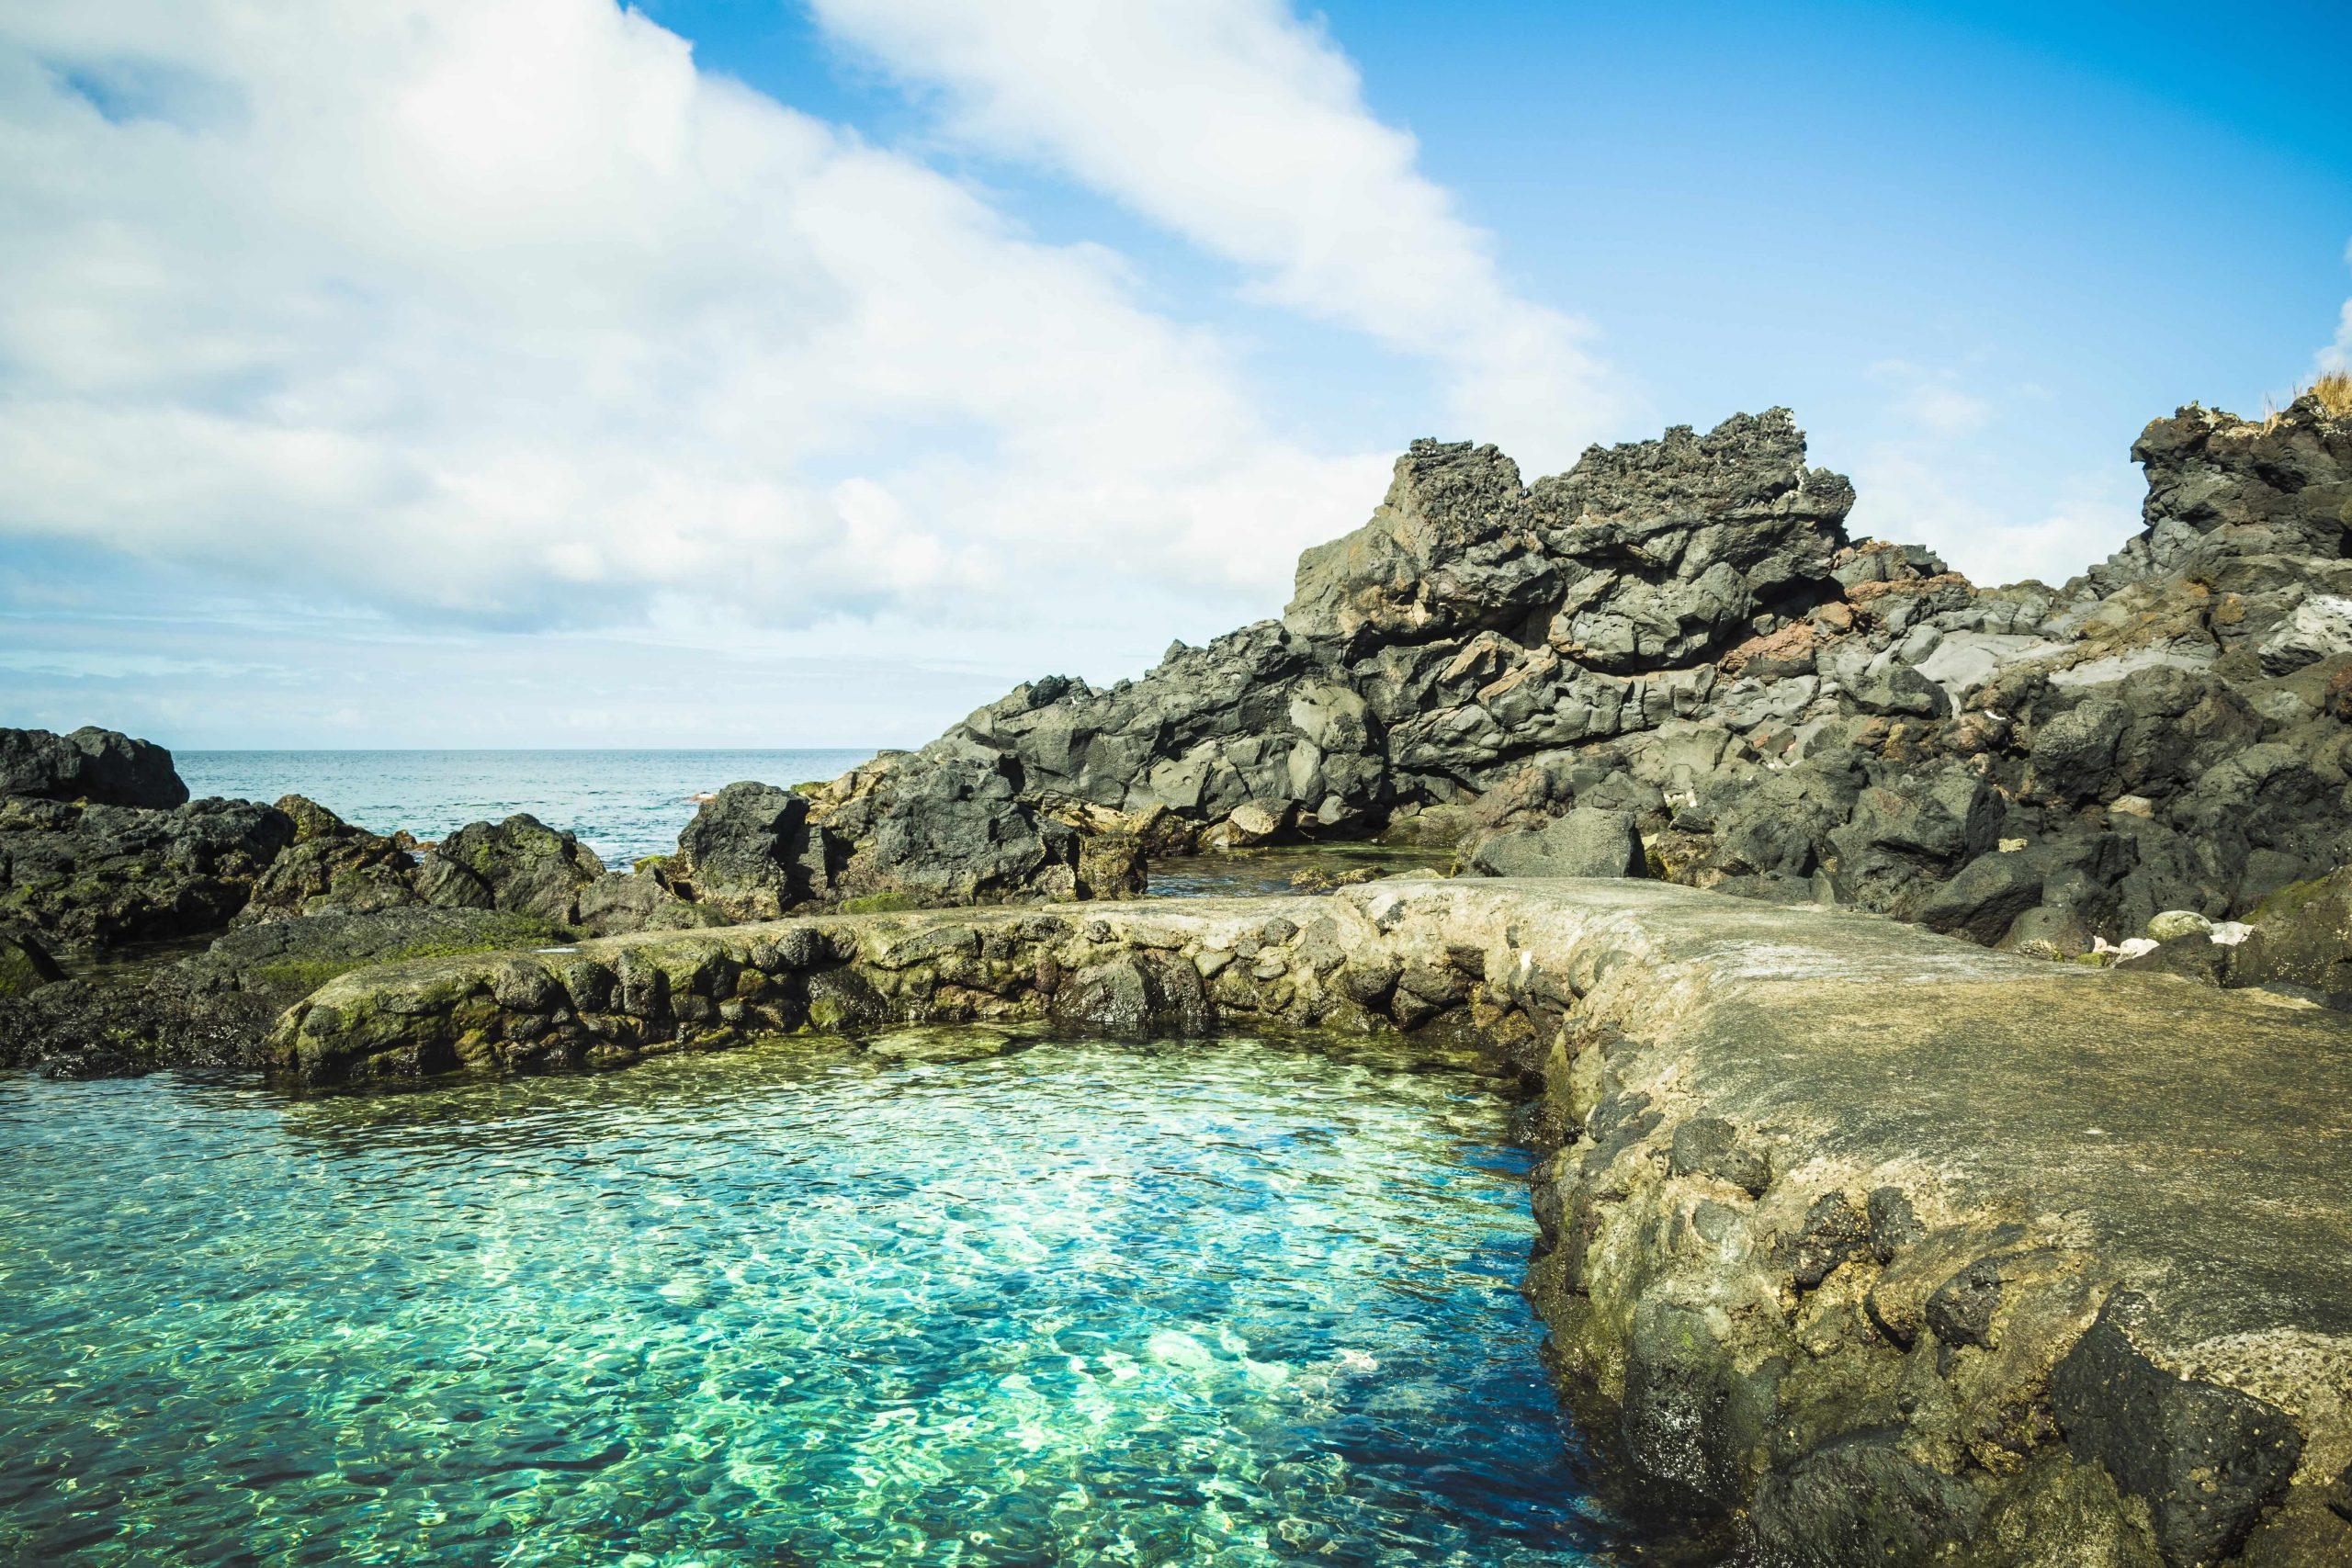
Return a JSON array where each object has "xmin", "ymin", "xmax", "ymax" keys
[
  {"xmin": 177, "ymin": 749, "xmax": 878, "ymax": 869},
  {"xmin": 0, "ymin": 1035, "xmax": 1633, "ymax": 1565}
]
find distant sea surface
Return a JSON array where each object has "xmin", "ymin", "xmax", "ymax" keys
[{"xmin": 178, "ymin": 750, "xmax": 879, "ymax": 869}]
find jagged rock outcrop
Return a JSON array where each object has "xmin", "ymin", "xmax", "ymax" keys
[
  {"xmin": 814, "ymin": 412, "xmax": 1874, "ymax": 861},
  {"xmin": 0, "ymin": 794, "xmax": 295, "ymax": 949},
  {"xmin": 0, "ymin": 725, "xmax": 187, "ymax": 809},
  {"xmin": 796, "ymin": 390, "xmax": 2352, "ymax": 971},
  {"xmin": 9, "ymin": 389, "xmax": 2350, "ymax": 998}
]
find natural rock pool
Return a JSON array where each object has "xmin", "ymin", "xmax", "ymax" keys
[{"xmin": 0, "ymin": 1034, "xmax": 1638, "ymax": 1564}]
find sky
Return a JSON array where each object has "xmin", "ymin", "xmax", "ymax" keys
[{"xmin": 1, "ymin": 0, "xmax": 2346, "ymax": 750}]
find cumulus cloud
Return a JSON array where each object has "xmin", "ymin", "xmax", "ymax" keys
[
  {"xmin": 805, "ymin": 0, "xmax": 1622, "ymax": 470},
  {"xmin": 0, "ymin": 0, "xmax": 1392, "ymax": 645}
]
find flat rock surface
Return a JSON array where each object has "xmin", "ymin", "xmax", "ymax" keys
[{"xmin": 1462, "ymin": 878, "xmax": 2352, "ymax": 1346}]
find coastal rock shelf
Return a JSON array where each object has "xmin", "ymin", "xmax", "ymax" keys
[{"xmin": 274, "ymin": 877, "xmax": 2352, "ymax": 1565}]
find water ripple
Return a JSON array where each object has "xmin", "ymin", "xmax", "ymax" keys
[{"xmin": 1, "ymin": 1036, "xmax": 1632, "ymax": 1564}]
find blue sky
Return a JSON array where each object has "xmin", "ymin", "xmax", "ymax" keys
[{"xmin": 2, "ymin": 0, "xmax": 2347, "ymax": 749}]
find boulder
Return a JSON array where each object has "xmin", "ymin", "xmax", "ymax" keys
[
  {"xmin": 1915, "ymin": 848, "xmax": 2046, "ymax": 946},
  {"xmin": 670, "ymin": 781, "xmax": 838, "ymax": 920},
  {"xmin": 822, "ymin": 753, "xmax": 1094, "ymax": 906},
  {"xmin": 575, "ymin": 870, "xmax": 722, "ymax": 936},
  {"xmin": 0, "ymin": 726, "xmax": 188, "ymax": 809},
  {"xmin": 0, "ymin": 795, "xmax": 295, "ymax": 951},
  {"xmin": 415, "ymin": 815, "xmax": 605, "ymax": 925},
  {"xmin": 2145, "ymin": 908, "xmax": 2214, "ymax": 942},
  {"xmin": 240, "ymin": 795, "xmax": 421, "ymax": 919},
  {"xmin": 1284, "ymin": 439, "xmax": 1554, "ymax": 653},
  {"xmin": 1467, "ymin": 807, "xmax": 1648, "ymax": 878}
]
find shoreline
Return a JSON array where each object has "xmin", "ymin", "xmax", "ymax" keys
[{"xmin": 262, "ymin": 876, "xmax": 2352, "ymax": 1563}]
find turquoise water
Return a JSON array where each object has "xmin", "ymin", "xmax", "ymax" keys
[
  {"xmin": 0, "ymin": 1035, "xmax": 1631, "ymax": 1565},
  {"xmin": 177, "ymin": 750, "xmax": 877, "ymax": 868}
]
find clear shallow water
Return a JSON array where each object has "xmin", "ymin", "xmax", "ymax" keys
[
  {"xmin": 0, "ymin": 1036, "xmax": 1631, "ymax": 1565},
  {"xmin": 177, "ymin": 749, "xmax": 877, "ymax": 868}
]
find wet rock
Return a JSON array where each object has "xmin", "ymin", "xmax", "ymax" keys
[
  {"xmin": 1779, "ymin": 1191, "xmax": 1870, "ymax": 1290},
  {"xmin": 0, "ymin": 925, "xmax": 63, "ymax": 998},
  {"xmin": 1924, "ymin": 1255, "xmax": 2009, "ymax": 1348},
  {"xmin": 1622, "ymin": 1293, "xmax": 1785, "ymax": 1506},
  {"xmin": 1865, "ymin": 1186, "xmax": 1927, "ymax": 1262},
  {"xmin": 1046, "ymin": 952, "xmax": 1209, "ymax": 1036},
  {"xmin": 0, "ymin": 907, "xmax": 560, "ymax": 1076},
  {"xmin": 1751, "ymin": 1436, "xmax": 1985, "ymax": 1563}
]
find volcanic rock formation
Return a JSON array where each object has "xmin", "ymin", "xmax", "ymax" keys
[{"xmin": 798, "ymin": 390, "xmax": 2352, "ymax": 954}]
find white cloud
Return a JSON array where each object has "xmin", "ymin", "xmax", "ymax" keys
[
  {"xmin": 804, "ymin": 0, "xmax": 1623, "ymax": 471},
  {"xmin": 2322, "ymin": 236, "xmax": 2352, "ymax": 374},
  {"xmin": 1849, "ymin": 439, "xmax": 2139, "ymax": 590},
  {"xmin": 1866, "ymin": 358, "xmax": 1994, "ymax": 438},
  {"xmin": 1842, "ymin": 356, "xmax": 2140, "ymax": 588},
  {"xmin": 0, "ymin": 0, "xmax": 1392, "ymax": 652}
]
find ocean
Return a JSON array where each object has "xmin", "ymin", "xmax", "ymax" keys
[{"xmin": 177, "ymin": 749, "xmax": 879, "ymax": 870}]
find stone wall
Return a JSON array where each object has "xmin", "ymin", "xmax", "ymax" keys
[{"xmin": 269, "ymin": 877, "xmax": 2352, "ymax": 1564}]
